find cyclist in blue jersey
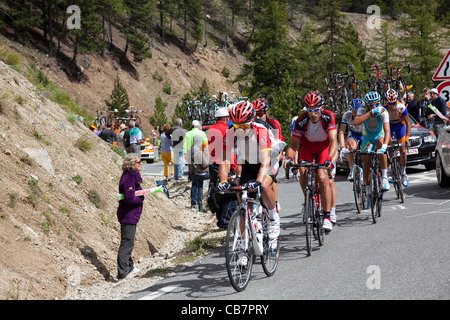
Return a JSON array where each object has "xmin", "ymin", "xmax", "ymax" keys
[
  {"xmin": 354, "ymin": 91, "xmax": 391, "ymax": 206},
  {"xmin": 339, "ymin": 98, "xmax": 364, "ymax": 182}
]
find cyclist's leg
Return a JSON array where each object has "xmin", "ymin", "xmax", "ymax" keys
[
  {"xmin": 375, "ymin": 133, "xmax": 390, "ymax": 190},
  {"xmin": 346, "ymin": 133, "xmax": 359, "ymax": 181},
  {"xmin": 391, "ymin": 123, "xmax": 407, "ymax": 167},
  {"xmin": 329, "ymin": 165, "xmax": 337, "ymax": 224},
  {"xmin": 316, "ymin": 143, "xmax": 332, "ymax": 231},
  {"xmin": 360, "ymin": 136, "xmax": 373, "ymax": 186},
  {"xmin": 298, "ymin": 144, "xmax": 314, "ymax": 197}
]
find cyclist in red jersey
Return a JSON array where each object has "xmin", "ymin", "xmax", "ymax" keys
[
  {"xmin": 218, "ymin": 101, "xmax": 280, "ymax": 240},
  {"xmin": 284, "ymin": 91, "xmax": 338, "ymax": 231},
  {"xmin": 252, "ymin": 98, "xmax": 286, "ymax": 212}
]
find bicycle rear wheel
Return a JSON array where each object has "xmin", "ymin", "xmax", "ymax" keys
[
  {"xmin": 393, "ymin": 158, "xmax": 404, "ymax": 203},
  {"xmin": 261, "ymin": 212, "xmax": 280, "ymax": 277},
  {"xmin": 370, "ymin": 167, "xmax": 380, "ymax": 223},
  {"xmin": 305, "ymin": 190, "xmax": 314, "ymax": 256},
  {"xmin": 225, "ymin": 209, "xmax": 254, "ymax": 292}
]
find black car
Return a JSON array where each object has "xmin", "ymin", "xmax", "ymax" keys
[
  {"xmin": 336, "ymin": 115, "xmax": 437, "ymax": 172},
  {"xmin": 435, "ymin": 124, "xmax": 450, "ymax": 187}
]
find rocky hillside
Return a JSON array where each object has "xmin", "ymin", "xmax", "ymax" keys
[{"xmin": 0, "ymin": 59, "xmax": 221, "ymax": 300}]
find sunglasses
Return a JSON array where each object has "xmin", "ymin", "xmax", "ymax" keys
[
  {"xmin": 233, "ymin": 123, "xmax": 251, "ymax": 129},
  {"xmin": 136, "ymin": 160, "xmax": 142, "ymax": 165},
  {"xmin": 369, "ymin": 102, "xmax": 380, "ymax": 108},
  {"xmin": 306, "ymin": 107, "xmax": 322, "ymax": 113}
]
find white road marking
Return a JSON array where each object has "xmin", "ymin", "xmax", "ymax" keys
[{"xmin": 138, "ymin": 285, "xmax": 179, "ymax": 300}]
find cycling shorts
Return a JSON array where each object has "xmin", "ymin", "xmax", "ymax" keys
[
  {"xmin": 348, "ymin": 130, "xmax": 362, "ymax": 143},
  {"xmin": 361, "ymin": 131, "xmax": 385, "ymax": 152},
  {"xmin": 298, "ymin": 138, "xmax": 330, "ymax": 164},
  {"xmin": 390, "ymin": 122, "xmax": 407, "ymax": 144},
  {"xmin": 240, "ymin": 162, "xmax": 277, "ymax": 185}
]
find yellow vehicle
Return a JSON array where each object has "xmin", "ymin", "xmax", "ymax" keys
[{"xmin": 140, "ymin": 138, "xmax": 155, "ymax": 163}]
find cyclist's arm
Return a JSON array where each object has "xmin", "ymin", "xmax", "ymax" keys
[
  {"xmin": 257, "ymin": 149, "xmax": 271, "ymax": 182},
  {"xmin": 382, "ymin": 122, "xmax": 390, "ymax": 146},
  {"xmin": 328, "ymin": 129, "xmax": 338, "ymax": 164},
  {"xmin": 338, "ymin": 123, "xmax": 347, "ymax": 147},
  {"xmin": 404, "ymin": 115, "xmax": 411, "ymax": 145},
  {"xmin": 354, "ymin": 109, "xmax": 371, "ymax": 127},
  {"xmin": 285, "ymin": 135, "xmax": 300, "ymax": 166},
  {"xmin": 219, "ymin": 161, "xmax": 231, "ymax": 183}
]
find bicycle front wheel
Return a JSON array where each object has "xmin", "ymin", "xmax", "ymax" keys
[
  {"xmin": 370, "ymin": 168, "xmax": 379, "ymax": 223},
  {"xmin": 353, "ymin": 166, "xmax": 363, "ymax": 214},
  {"xmin": 225, "ymin": 209, "xmax": 253, "ymax": 291},
  {"xmin": 261, "ymin": 213, "xmax": 280, "ymax": 277},
  {"xmin": 225, "ymin": 209, "xmax": 253, "ymax": 292},
  {"xmin": 305, "ymin": 190, "xmax": 314, "ymax": 256}
]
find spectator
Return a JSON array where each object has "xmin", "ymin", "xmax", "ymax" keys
[
  {"xmin": 117, "ymin": 123, "xmax": 128, "ymax": 153},
  {"xmin": 406, "ymin": 92, "xmax": 419, "ymax": 122},
  {"xmin": 167, "ymin": 118, "xmax": 186, "ymax": 180},
  {"xmin": 129, "ymin": 122, "xmax": 144, "ymax": 154},
  {"xmin": 160, "ymin": 124, "xmax": 174, "ymax": 181},
  {"xmin": 123, "ymin": 121, "xmax": 134, "ymax": 154},
  {"xmin": 116, "ymin": 153, "xmax": 144, "ymax": 280},
  {"xmin": 428, "ymin": 88, "xmax": 448, "ymax": 137},
  {"xmin": 99, "ymin": 122, "xmax": 117, "ymax": 145},
  {"xmin": 89, "ymin": 124, "xmax": 101, "ymax": 136},
  {"xmin": 184, "ymin": 120, "xmax": 208, "ymax": 210},
  {"xmin": 207, "ymin": 107, "xmax": 230, "ymax": 188},
  {"xmin": 422, "ymin": 88, "xmax": 434, "ymax": 130},
  {"xmin": 152, "ymin": 128, "xmax": 157, "ymax": 145},
  {"xmin": 193, "ymin": 143, "xmax": 210, "ymax": 212}
]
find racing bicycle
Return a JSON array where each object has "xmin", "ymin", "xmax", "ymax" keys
[
  {"xmin": 358, "ymin": 150, "xmax": 384, "ymax": 223},
  {"xmin": 223, "ymin": 182, "xmax": 280, "ymax": 292},
  {"xmin": 387, "ymin": 139, "xmax": 405, "ymax": 203},
  {"xmin": 287, "ymin": 161, "xmax": 331, "ymax": 256}
]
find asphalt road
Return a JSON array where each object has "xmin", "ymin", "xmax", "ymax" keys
[{"xmin": 129, "ymin": 165, "xmax": 450, "ymax": 301}]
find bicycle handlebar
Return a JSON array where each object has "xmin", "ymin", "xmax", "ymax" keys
[{"xmin": 285, "ymin": 161, "xmax": 332, "ymax": 180}]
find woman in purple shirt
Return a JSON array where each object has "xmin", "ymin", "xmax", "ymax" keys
[{"xmin": 116, "ymin": 153, "xmax": 144, "ymax": 279}]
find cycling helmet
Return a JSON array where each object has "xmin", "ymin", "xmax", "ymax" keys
[
  {"xmin": 364, "ymin": 91, "xmax": 381, "ymax": 104},
  {"xmin": 350, "ymin": 98, "xmax": 365, "ymax": 111},
  {"xmin": 230, "ymin": 101, "xmax": 255, "ymax": 124},
  {"xmin": 385, "ymin": 89, "xmax": 398, "ymax": 103},
  {"xmin": 304, "ymin": 90, "xmax": 324, "ymax": 107},
  {"xmin": 252, "ymin": 98, "xmax": 269, "ymax": 113}
]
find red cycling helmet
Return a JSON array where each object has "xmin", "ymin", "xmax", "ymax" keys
[
  {"xmin": 304, "ymin": 90, "xmax": 324, "ymax": 108},
  {"xmin": 230, "ymin": 101, "xmax": 255, "ymax": 124},
  {"xmin": 252, "ymin": 98, "xmax": 269, "ymax": 113}
]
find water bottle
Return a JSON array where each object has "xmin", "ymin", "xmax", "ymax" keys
[{"xmin": 251, "ymin": 205, "xmax": 263, "ymax": 255}]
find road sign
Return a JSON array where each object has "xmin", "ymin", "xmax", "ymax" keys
[
  {"xmin": 437, "ymin": 80, "xmax": 450, "ymax": 104},
  {"xmin": 432, "ymin": 49, "xmax": 450, "ymax": 80}
]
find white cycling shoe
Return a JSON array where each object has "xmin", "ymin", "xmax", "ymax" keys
[
  {"xmin": 268, "ymin": 216, "xmax": 280, "ymax": 240},
  {"xmin": 381, "ymin": 177, "xmax": 390, "ymax": 191}
]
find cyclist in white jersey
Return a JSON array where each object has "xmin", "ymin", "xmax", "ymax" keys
[{"xmin": 339, "ymin": 98, "xmax": 364, "ymax": 181}]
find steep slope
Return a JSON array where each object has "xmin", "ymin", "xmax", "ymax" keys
[{"xmin": 0, "ymin": 60, "xmax": 217, "ymax": 300}]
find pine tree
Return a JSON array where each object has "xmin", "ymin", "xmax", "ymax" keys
[
  {"xmin": 65, "ymin": 0, "xmax": 105, "ymax": 69},
  {"xmin": 150, "ymin": 95, "xmax": 168, "ymax": 127},
  {"xmin": 401, "ymin": 0, "xmax": 444, "ymax": 90},
  {"xmin": 316, "ymin": 0, "xmax": 347, "ymax": 72},
  {"xmin": 107, "ymin": 75, "xmax": 130, "ymax": 117},
  {"xmin": 122, "ymin": 0, "xmax": 154, "ymax": 62},
  {"xmin": 372, "ymin": 21, "xmax": 397, "ymax": 65},
  {"xmin": 236, "ymin": 0, "xmax": 300, "ymax": 99}
]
